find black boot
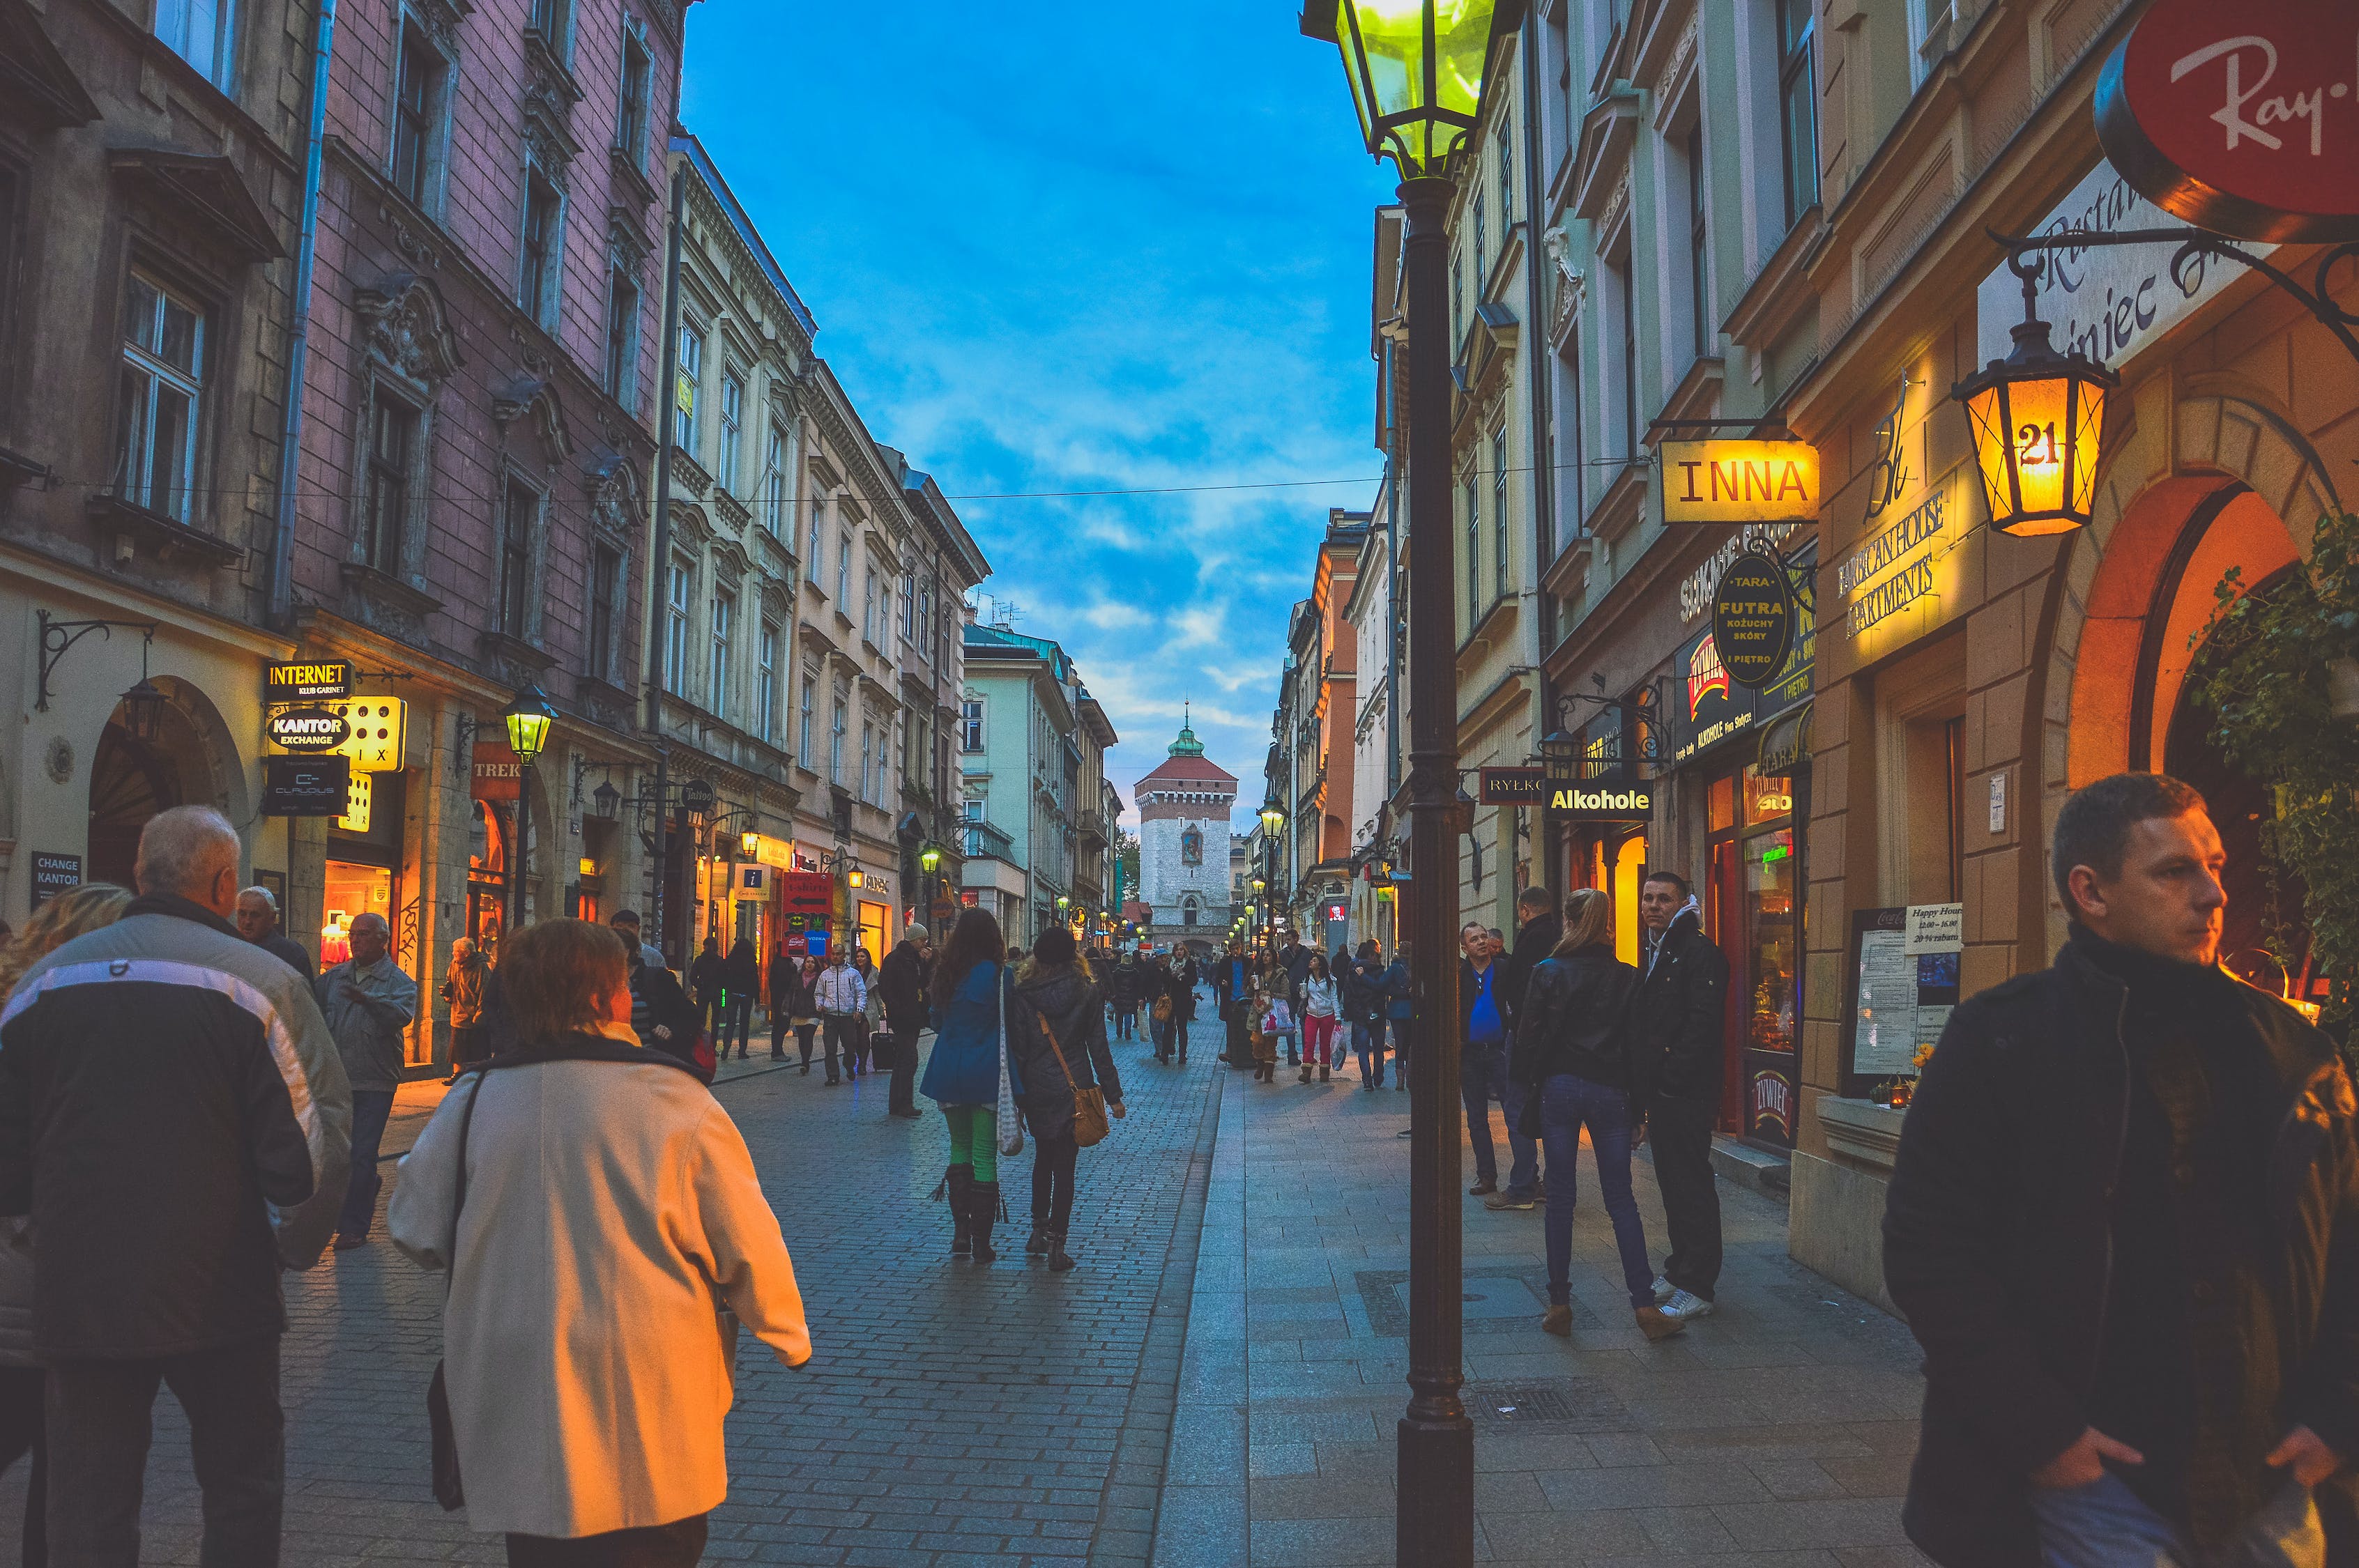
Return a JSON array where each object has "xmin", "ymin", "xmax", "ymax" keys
[
  {"xmin": 1027, "ymin": 1224, "xmax": 1050, "ymax": 1256},
  {"xmin": 970, "ymin": 1181, "xmax": 1000, "ymax": 1263},
  {"xmin": 947, "ymin": 1166, "xmax": 973, "ymax": 1258},
  {"xmin": 1046, "ymin": 1229, "xmax": 1075, "ymax": 1272}
]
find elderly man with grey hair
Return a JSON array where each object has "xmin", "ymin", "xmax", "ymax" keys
[
  {"xmin": 316, "ymin": 909, "xmax": 418, "ymax": 1250},
  {"xmin": 234, "ymin": 884, "xmax": 314, "ymax": 980},
  {"xmin": 0, "ymin": 804, "xmax": 351, "ymax": 1565}
]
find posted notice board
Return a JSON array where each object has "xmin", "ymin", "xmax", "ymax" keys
[{"xmin": 1840, "ymin": 905, "xmax": 1962, "ymax": 1092}]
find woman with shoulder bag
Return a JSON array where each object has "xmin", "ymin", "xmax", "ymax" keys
[
  {"xmin": 1006, "ymin": 928, "xmax": 1126, "ymax": 1271},
  {"xmin": 388, "ymin": 919, "xmax": 810, "ymax": 1565},
  {"xmin": 1509, "ymin": 888, "xmax": 1682, "ymax": 1343}
]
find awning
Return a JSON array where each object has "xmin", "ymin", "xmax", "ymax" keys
[{"xmin": 1756, "ymin": 700, "xmax": 1813, "ymax": 778}]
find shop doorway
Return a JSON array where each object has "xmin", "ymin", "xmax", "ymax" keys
[
  {"xmin": 86, "ymin": 718, "xmax": 183, "ymax": 889},
  {"xmin": 1704, "ymin": 764, "xmax": 1802, "ymax": 1145}
]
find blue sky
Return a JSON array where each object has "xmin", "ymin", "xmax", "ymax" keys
[{"xmin": 682, "ymin": 1, "xmax": 1396, "ymax": 829}]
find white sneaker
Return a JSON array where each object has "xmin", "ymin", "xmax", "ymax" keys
[
  {"xmin": 1661, "ymin": 1288, "xmax": 1715, "ymax": 1321},
  {"xmin": 1651, "ymin": 1275, "xmax": 1674, "ymax": 1304}
]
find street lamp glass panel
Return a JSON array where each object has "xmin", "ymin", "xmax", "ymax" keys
[
  {"xmin": 847, "ymin": 868, "xmax": 864, "ymax": 889},
  {"xmin": 1953, "ymin": 305, "xmax": 2116, "ymax": 537},
  {"xmin": 1311, "ymin": 0, "xmax": 1511, "ymax": 177},
  {"xmin": 1259, "ymin": 800, "xmax": 1286, "ymax": 834},
  {"xmin": 503, "ymin": 684, "xmax": 556, "ymax": 762},
  {"xmin": 741, "ymin": 830, "xmax": 761, "ymax": 856},
  {"xmin": 919, "ymin": 842, "xmax": 942, "ymax": 872}
]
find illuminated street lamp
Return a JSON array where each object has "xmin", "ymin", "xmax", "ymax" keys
[
  {"xmin": 501, "ymin": 684, "xmax": 556, "ymax": 932},
  {"xmin": 1954, "ymin": 255, "xmax": 2118, "ymax": 537},
  {"xmin": 919, "ymin": 842, "xmax": 943, "ymax": 872},
  {"xmin": 1302, "ymin": 0, "xmax": 1523, "ymax": 1557}
]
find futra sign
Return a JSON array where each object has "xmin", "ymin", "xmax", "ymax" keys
[{"xmin": 2095, "ymin": 0, "xmax": 2359, "ymax": 242}]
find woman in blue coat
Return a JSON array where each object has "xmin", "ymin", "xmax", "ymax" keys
[{"xmin": 920, "ymin": 909, "xmax": 1016, "ymax": 1261}]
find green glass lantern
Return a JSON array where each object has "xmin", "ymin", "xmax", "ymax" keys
[
  {"xmin": 503, "ymin": 683, "xmax": 556, "ymax": 764},
  {"xmin": 1301, "ymin": 0, "xmax": 1525, "ymax": 178}
]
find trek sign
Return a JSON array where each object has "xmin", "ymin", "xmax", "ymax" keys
[{"xmin": 2095, "ymin": 0, "xmax": 2359, "ymax": 243}]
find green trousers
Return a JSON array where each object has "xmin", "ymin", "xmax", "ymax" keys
[{"xmin": 944, "ymin": 1104, "xmax": 997, "ymax": 1182}]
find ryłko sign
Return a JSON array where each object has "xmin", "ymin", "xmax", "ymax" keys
[
  {"xmin": 1478, "ymin": 767, "xmax": 1545, "ymax": 804},
  {"xmin": 1661, "ymin": 440, "xmax": 1818, "ymax": 525},
  {"xmin": 266, "ymin": 706, "xmax": 350, "ymax": 752},
  {"xmin": 264, "ymin": 660, "xmax": 353, "ymax": 701},
  {"xmin": 2095, "ymin": 0, "xmax": 2359, "ymax": 243}
]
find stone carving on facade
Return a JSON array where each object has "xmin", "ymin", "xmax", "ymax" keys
[
  {"xmin": 586, "ymin": 452, "xmax": 642, "ymax": 548},
  {"xmin": 492, "ymin": 376, "xmax": 572, "ymax": 464},
  {"xmin": 1666, "ymin": 13, "xmax": 1700, "ymax": 93},
  {"xmin": 671, "ymin": 501, "xmax": 715, "ymax": 553},
  {"xmin": 412, "ymin": 0, "xmax": 471, "ymax": 52},
  {"xmin": 1545, "ymin": 225, "xmax": 1586, "ymax": 343},
  {"xmin": 356, "ymin": 275, "xmax": 461, "ymax": 389},
  {"xmin": 710, "ymin": 536, "xmax": 751, "ymax": 586},
  {"xmin": 1598, "ymin": 173, "xmax": 1631, "ymax": 245}
]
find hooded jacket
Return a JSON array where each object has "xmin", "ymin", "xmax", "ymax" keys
[
  {"xmin": 1007, "ymin": 964, "xmax": 1124, "ymax": 1143},
  {"xmin": 1631, "ymin": 900, "xmax": 1727, "ymax": 1105},
  {"xmin": 0, "ymin": 893, "xmax": 353, "ymax": 1357},
  {"xmin": 1510, "ymin": 942, "xmax": 1643, "ymax": 1095}
]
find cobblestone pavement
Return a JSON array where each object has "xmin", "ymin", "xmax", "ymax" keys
[
  {"xmin": 0, "ymin": 1001, "xmax": 1227, "ymax": 1566},
  {"xmin": 1152, "ymin": 1056, "xmax": 1932, "ymax": 1568}
]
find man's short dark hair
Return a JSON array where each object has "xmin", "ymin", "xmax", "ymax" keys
[
  {"xmin": 609, "ymin": 909, "xmax": 641, "ymax": 928},
  {"xmin": 1643, "ymin": 869, "xmax": 1690, "ymax": 899},
  {"xmin": 1517, "ymin": 885, "xmax": 1557, "ymax": 914},
  {"xmin": 2051, "ymin": 772, "xmax": 2208, "ymax": 909}
]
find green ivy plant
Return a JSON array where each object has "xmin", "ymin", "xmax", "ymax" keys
[{"xmin": 2188, "ymin": 506, "xmax": 2359, "ymax": 1036}]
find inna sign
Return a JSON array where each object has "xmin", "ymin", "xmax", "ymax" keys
[{"xmin": 1661, "ymin": 440, "xmax": 1818, "ymax": 525}]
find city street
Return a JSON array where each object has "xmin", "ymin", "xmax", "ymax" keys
[{"xmin": 0, "ymin": 1001, "xmax": 1928, "ymax": 1567}]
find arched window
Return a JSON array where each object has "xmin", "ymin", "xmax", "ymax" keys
[
  {"xmin": 1181, "ymin": 826, "xmax": 1203, "ymax": 866},
  {"xmin": 1182, "ymin": 896, "xmax": 1199, "ymax": 927}
]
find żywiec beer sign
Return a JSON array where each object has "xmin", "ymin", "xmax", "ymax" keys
[
  {"xmin": 1550, "ymin": 783, "xmax": 1654, "ymax": 822},
  {"xmin": 1661, "ymin": 440, "xmax": 1819, "ymax": 525},
  {"xmin": 2095, "ymin": 0, "xmax": 2359, "ymax": 243}
]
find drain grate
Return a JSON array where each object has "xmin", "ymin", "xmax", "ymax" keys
[{"xmin": 1464, "ymin": 1376, "xmax": 1630, "ymax": 1431}]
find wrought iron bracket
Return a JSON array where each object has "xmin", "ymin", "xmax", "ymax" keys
[
  {"xmin": 1990, "ymin": 226, "xmax": 2359, "ymax": 370},
  {"xmin": 36, "ymin": 611, "xmax": 158, "ymax": 713}
]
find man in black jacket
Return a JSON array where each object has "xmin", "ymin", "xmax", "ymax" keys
[
  {"xmin": 1633, "ymin": 870, "xmax": 1727, "ymax": 1323},
  {"xmin": 877, "ymin": 925, "xmax": 932, "ymax": 1119},
  {"xmin": 1884, "ymin": 772, "xmax": 2356, "ymax": 1568},
  {"xmin": 1503, "ymin": 885, "xmax": 1562, "ymax": 1026},
  {"xmin": 0, "ymin": 806, "xmax": 352, "ymax": 1565}
]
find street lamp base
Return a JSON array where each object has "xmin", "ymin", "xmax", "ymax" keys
[{"xmin": 1398, "ymin": 1411, "xmax": 1474, "ymax": 1566}]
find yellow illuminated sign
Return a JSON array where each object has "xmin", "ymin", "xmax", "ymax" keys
[
  {"xmin": 337, "ymin": 771, "xmax": 372, "ymax": 833},
  {"xmin": 1661, "ymin": 440, "xmax": 1819, "ymax": 525},
  {"xmin": 333, "ymin": 699, "xmax": 407, "ymax": 772}
]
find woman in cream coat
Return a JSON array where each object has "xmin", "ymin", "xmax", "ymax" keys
[{"xmin": 390, "ymin": 918, "xmax": 809, "ymax": 1566}]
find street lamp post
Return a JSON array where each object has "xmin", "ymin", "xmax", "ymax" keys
[
  {"xmin": 1301, "ymin": 2, "xmax": 1524, "ymax": 1560},
  {"xmin": 1258, "ymin": 791, "xmax": 1287, "ymax": 962},
  {"xmin": 501, "ymin": 684, "xmax": 556, "ymax": 935}
]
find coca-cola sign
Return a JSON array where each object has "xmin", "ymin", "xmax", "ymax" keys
[{"xmin": 2095, "ymin": 0, "xmax": 2359, "ymax": 242}]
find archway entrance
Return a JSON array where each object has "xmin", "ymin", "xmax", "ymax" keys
[{"xmin": 87, "ymin": 719, "xmax": 183, "ymax": 889}]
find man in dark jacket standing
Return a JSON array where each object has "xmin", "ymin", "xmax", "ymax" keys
[
  {"xmin": 1503, "ymin": 884, "xmax": 1562, "ymax": 1024},
  {"xmin": 1460, "ymin": 921, "xmax": 1539, "ymax": 1207},
  {"xmin": 1633, "ymin": 870, "xmax": 1727, "ymax": 1323},
  {"xmin": 235, "ymin": 885, "xmax": 314, "ymax": 980},
  {"xmin": 687, "ymin": 935, "xmax": 726, "ymax": 1043},
  {"xmin": 877, "ymin": 925, "xmax": 932, "ymax": 1119},
  {"xmin": 1884, "ymin": 773, "xmax": 2356, "ymax": 1568},
  {"xmin": 0, "ymin": 806, "xmax": 352, "ymax": 1565}
]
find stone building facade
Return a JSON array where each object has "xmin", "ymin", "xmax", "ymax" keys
[{"xmin": 1135, "ymin": 718, "xmax": 1235, "ymax": 944}]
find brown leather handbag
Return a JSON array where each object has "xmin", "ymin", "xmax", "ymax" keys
[{"xmin": 1035, "ymin": 1013, "xmax": 1111, "ymax": 1148}]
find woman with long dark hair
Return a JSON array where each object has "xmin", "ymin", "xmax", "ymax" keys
[
  {"xmin": 1007, "ymin": 928, "xmax": 1125, "ymax": 1270},
  {"xmin": 919, "ymin": 909, "xmax": 1014, "ymax": 1261}
]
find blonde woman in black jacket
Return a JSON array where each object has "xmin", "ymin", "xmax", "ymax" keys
[
  {"xmin": 1511, "ymin": 887, "xmax": 1683, "ymax": 1342},
  {"xmin": 1006, "ymin": 928, "xmax": 1125, "ymax": 1271}
]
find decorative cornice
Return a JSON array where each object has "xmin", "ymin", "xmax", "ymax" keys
[
  {"xmin": 492, "ymin": 377, "xmax": 572, "ymax": 461},
  {"xmin": 356, "ymin": 275, "xmax": 463, "ymax": 388}
]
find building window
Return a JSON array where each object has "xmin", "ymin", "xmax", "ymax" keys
[
  {"xmin": 1492, "ymin": 429, "xmax": 1509, "ymax": 599},
  {"xmin": 528, "ymin": 0, "xmax": 570, "ymax": 52},
  {"xmin": 1451, "ymin": 258, "xmax": 1463, "ymax": 346},
  {"xmin": 756, "ymin": 624, "xmax": 778, "ymax": 743},
  {"xmin": 155, "ymin": 0, "xmax": 238, "ymax": 89},
  {"xmin": 1464, "ymin": 475, "xmax": 1480, "ymax": 628},
  {"xmin": 1561, "ymin": 327, "xmax": 1587, "ymax": 529},
  {"xmin": 1472, "ymin": 195, "xmax": 1486, "ymax": 291},
  {"xmin": 1614, "ymin": 252, "xmax": 1637, "ymax": 458},
  {"xmin": 837, "ymin": 532, "xmax": 851, "ymax": 602},
  {"xmin": 807, "ymin": 499, "xmax": 825, "ymax": 583},
  {"xmin": 663, "ymin": 561, "xmax": 689, "ymax": 692},
  {"xmin": 118, "ymin": 272, "xmax": 206, "ymax": 524},
  {"xmin": 797, "ymin": 676, "xmax": 816, "ymax": 767},
  {"xmin": 1686, "ymin": 121, "xmax": 1709, "ymax": 362},
  {"xmin": 862, "ymin": 569, "xmax": 878, "ymax": 645},
  {"xmin": 390, "ymin": 24, "xmax": 444, "ymax": 209},
  {"xmin": 1497, "ymin": 116, "xmax": 1513, "ymax": 224},
  {"xmin": 588, "ymin": 544, "xmax": 619, "ymax": 682},
  {"xmin": 616, "ymin": 23, "xmax": 651, "ymax": 161},
  {"xmin": 961, "ymin": 699, "xmax": 984, "ymax": 752},
  {"xmin": 761, "ymin": 422, "xmax": 788, "ymax": 534},
  {"xmin": 673, "ymin": 323, "xmax": 701, "ymax": 456},
  {"xmin": 603, "ymin": 263, "xmax": 639, "ymax": 403},
  {"xmin": 899, "ymin": 573, "xmax": 915, "ymax": 640},
  {"xmin": 717, "ymin": 370, "xmax": 743, "ymax": 493},
  {"xmin": 520, "ymin": 165, "xmax": 563, "ymax": 330},
  {"xmin": 497, "ymin": 475, "xmax": 537, "ymax": 640},
  {"xmin": 1778, "ymin": 0, "xmax": 1819, "ymax": 227},
  {"xmin": 830, "ymin": 695, "xmax": 847, "ymax": 785},
  {"xmin": 859, "ymin": 724, "xmax": 874, "ymax": 805},
  {"xmin": 918, "ymin": 581, "xmax": 933, "ymax": 654},
  {"xmin": 709, "ymin": 587, "xmax": 733, "ymax": 712},
  {"xmin": 361, "ymin": 394, "xmax": 415, "ymax": 573}
]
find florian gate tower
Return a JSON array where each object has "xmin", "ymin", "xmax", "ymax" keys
[{"xmin": 1136, "ymin": 714, "xmax": 1235, "ymax": 947}]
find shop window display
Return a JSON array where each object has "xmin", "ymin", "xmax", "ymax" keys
[{"xmin": 322, "ymin": 863, "xmax": 393, "ymax": 969}]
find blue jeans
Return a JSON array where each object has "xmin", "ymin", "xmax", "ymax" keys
[
  {"xmin": 1537, "ymin": 1073, "xmax": 1653, "ymax": 1309},
  {"xmin": 337, "ymin": 1088, "xmax": 397, "ymax": 1242},
  {"xmin": 1352, "ymin": 1018, "xmax": 1387, "ymax": 1084},
  {"xmin": 1461, "ymin": 1040, "xmax": 1536, "ymax": 1197},
  {"xmin": 2029, "ymin": 1470, "xmax": 2321, "ymax": 1568}
]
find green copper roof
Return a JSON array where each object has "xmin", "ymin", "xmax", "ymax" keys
[{"xmin": 1169, "ymin": 704, "xmax": 1205, "ymax": 757}]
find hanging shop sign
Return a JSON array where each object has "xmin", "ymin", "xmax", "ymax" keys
[
  {"xmin": 1660, "ymin": 440, "xmax": 1819, "ymax": 524},
  {"xmin": 1671, "ymin": 594, "xmax": 1815, "ymax": 764},
  {"xmin": 680, "ymin": 778, "xmax": 717, "ymax": 815},
  {"xmin": 29, "ymin": 852, "xmax": 82, "ymax": 908},
  {"xmin": 264, "ymin": 660, "xmax": 353, "ymax": 702},
  {"xmin": 1478, "ymin": 766, "xmax": 1546, "ymax": 804},
  {"xmin": 777, "ymin": 870, "xmax": 834, "ymax": 918},
  {"xmin": 333, "ymin": 698, "xmax": 407, "ymax": 772},
  {"xmin": 261, "ymin": 755, "xmax": 351, "ymax": 816},
  {"xmin": 1677, "ymin": 521, "xmax": 1803, "ymax": 622},
  {"xmin": 1548, "ymin": 782, "xmax": 1655, "ymax": 822},
  {"xmin": 745, "ymin": 833, "xmax": 797, "ymax": 870},
  {"xmin": 337, "ymin": 769, "xmax": 373, "ymax": 835},
  {"xmin": 471, "ymin": 741, "xmax": 522, "ymax": 802},
  {"xmin": 266, "ymin": 706, "xmax": 351, "ymax": 753},
  {"xmin": 1709, "ymin": 552, "xmax": 1797, "ymax": 689},
  {"xmin": 2094, "ymin": 0, "xmax": 2359, "ymax": 245},
  {"xmin": 1841, "ymin": 905, "xmax": 1964, "ymax": 1090}
]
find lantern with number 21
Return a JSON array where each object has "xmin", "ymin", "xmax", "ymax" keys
[{"xmin": 1953, "ymin": 256, "xmax": 2118, "ymax": 537}]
